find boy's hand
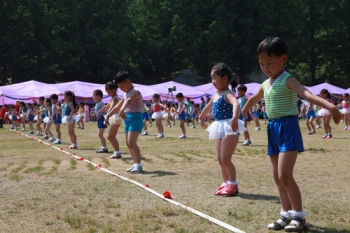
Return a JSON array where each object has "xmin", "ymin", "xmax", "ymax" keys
[
  {"xmin": 242, "ymin": 112, "xmax": 248, "ymax": 119},
  {"xmin": 230, "ymin": 119, "xmax": 238, "ymax": 132},
  {"xmin": 105, "ymin": 115, "xmax": 110, "ymax": 126},
  {"xmin": 119, "ymin": 112, "xmax": 126, "ymax": 120}
]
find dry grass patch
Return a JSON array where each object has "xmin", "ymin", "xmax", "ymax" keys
[{"xmin": 0, "ymin": 119, "xmax": 350, "ymax": 232}]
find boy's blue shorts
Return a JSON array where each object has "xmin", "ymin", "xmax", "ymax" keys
[
  {"xmin": 143, "ymin": 112, "xmax": 150, "ymax": 121},
  {"xmin": 124, "ymin": 112, "xmax": 143, "ymax": 133},
  {"xmin": 306, "ymin": 110, "xmax": 316, "ymax": 119},
  {"xmin": 178, "ymin": 112, "xmax": 186, "ymax": 121},
  {"xmin": 53, "ymin": 114, "xmax": 62, "ymax": 124},
  {"xmin": 267, "ymin": 115, "xmax": 304, "ymax": 156},
  {"xmin": 97, "ymin": 115, "xmax": 107, "ymax": 129},
  {"xmin": 263, "ymin": 112, "xmax": 268, "ymax": 118},
  {"xmin": 28, "ymin": 114, "xmax": 34, "ymax": 121},
  {"xmin": 239, "ymin": 111, "xmax": 251, "ymax": 121}
]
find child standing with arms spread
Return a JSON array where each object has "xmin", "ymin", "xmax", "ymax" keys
[
  {"xmin": 317, "ymin": 89, "xmax": 333, "ymax": 139},
  {"xmin": 199, "ymin": 63, "xmax": 245, "ymax": 196},
  {"xmin": 175, "ymin": 93, "xmax": 187, "ymax": 138},
  {"xmin": 63, "ymin": 91, "xmax": 78, "ymax": 149},
  {"xmin": 341, "ymin": 93, "xmax": 350, "ymax": 130},
  {"xmin": 151, "ymin": 93, "xmax": 165, "ymax": 138},
  {"xmin": 93, "ymin": 89, "xmax": 109, "ymax": 153},
  {"xmin": 237, "ymin": 85, "xmax": 252, "ymax": 146},
  {"xmin": 97, "ymin": 82, "xmax": 122, "ymax": 159},
  {"xmin": 106, "ymin": 71, "xmax": 144, "ymax": 173},
  {"xmin": 50, "ymin": 94, "xmax": 62, "ymax": 144},
  {"xmin": 242, "ymin": 37, "xmax": 341, "ymax": 232}
]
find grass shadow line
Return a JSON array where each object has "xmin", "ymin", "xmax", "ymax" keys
[
  {"xmin": 238, "ymin": 192, "xmax": 280, "ymax": 202},
  {"xmin": 142, "ymin": 170, "xmax": 178, "ymax": 177}
]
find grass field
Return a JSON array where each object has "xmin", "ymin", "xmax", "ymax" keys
[{"xmin": 0, "ymin": 119, "xmax": 350, "ymax": 233}]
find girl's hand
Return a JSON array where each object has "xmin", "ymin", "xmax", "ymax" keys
[
  {"xmin": 119, "ymin": 111, "xmax": 126, "ymax": 120},
  {"xmin": 199, "ymin": 118, "xmax": 207, "ymax": 129},
  {"xmin": 105, "ymin": 115, "xmax": 110, "ymax": 126},
  {"xmin": 230, "ymin": 118, "xmax": 238, "ymax": 132}
]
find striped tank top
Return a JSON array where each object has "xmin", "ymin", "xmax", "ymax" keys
[{"xmin": 261, "ymin": 71, "xmax": 299, "ymax": 119}]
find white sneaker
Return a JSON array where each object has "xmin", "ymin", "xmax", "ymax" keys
[
  {"xmin": 110, "ymin": 151, "xmax": 122, "ymax": 159},
  {"xmin": 242, "ymin": 139, "xmax": 251, "ymax": 146},
  {"xmin": 48, "ymin": 137, "xmax": 55, "ymax": 142},
  {"xmin": 126, "ymin": 165, "xmax": 135, "ymax": 172},
  {"xmin": 178, "ymin": 134, "xmax": 186, "ymax": 139},
  {"xmin": 42, "ymin": 135, "xmax": 49, "ymax": 139},
  {"xmin": 254, "ymin": 127, "xmax": 261, "ymax": 130},
  {"xmin": 35, "ymin": 131, "xmax": 42, "ymax": 136},
  {"xmin": 28, "ymin": 130, "xmax": 34, "ymax": 134},
  {"xmin": 129, "ymin": 165, "xmax": 143, "ymax": 173},
  {"xmin": 156, "ymin": 133, "xmax": 164, "ymax": 138},
  {"xmin": 53, "ymin": 139, "xmax": 61, "ymax": 144},
  {"xmin": 21, "ymin": 128, "xmax": 25, "ymax": 131},
  {"xmin": 141, "ymin": 131, "xmax": 148, "ymax": 135}
]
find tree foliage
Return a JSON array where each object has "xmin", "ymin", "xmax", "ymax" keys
[{"xmin": 1, "ymin": 0, "xmax": 349, "ymax": 87}]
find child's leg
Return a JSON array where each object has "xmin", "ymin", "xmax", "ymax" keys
[
  {"xmin": 180, "ymin": 120, "xmax": 186, "ymax": 135},
  {"xmin": 80, "ymin": 118, "xmax": 84, "ymax": 129},
  {"xmin": 68, "ymin": 123, "xmax": 77, "ymax": 144},
  {"xmin": 216, "ymin": 135, "xmax": 239, "ymax": 182},
  {"xmin": 323, "ymin": 115, "xmax": 332, "ymax": 134},
  {"xmin": 143, "ymin": 120, "xmax": 147, "ymax": 131},
  {"xmin": 107, "ymin": 124, "xmax": 120, "ymax": 152},
  {"xmin": 98, "ymin": 128, "xmax": 107, "ymax": 147},
  {"xmin": 254, "ymin": 116, "xmax": 260, "ymax": 128},
  {"xmin": 270, "ymin": 152, "xmax": 302, "ymax": 211},
  {"xmin": 305, "ymin": 118, "xmax": 311, "ymax": 132},
  {"xmin": 125, "ymin": 131, "xmax": 141, "ymax": 163},
  {"xmin": 243, "ymin": 121, "xmax": 250, "ymax": 140},
  {"xmin": 36, "ymin": 119, "xmax": 42, "ymax": 132},
  {"xmin": 345, "ymin": 113, "xmax": 350, "ymax": 127},
  {"xmin": 309, "ymin": 117, "xmax": 315, "ymax": 131},
  {"xmin": 45, "ymin": 121, "xmax": 53, "ymax": 138},
  {"xmin": 22, "ymin": 117, "xmax": 26, "ymax": 129},
  {"xmin": 28, "ymin": 121, "xmax": 34, "ymax": 131},
  {"xmin": 55, "ymin": 124, "xmax": 61, "ymax": 140},
  {"xmin": 155, "ymin": 118, "xmax": 163, "ymax": 134}
]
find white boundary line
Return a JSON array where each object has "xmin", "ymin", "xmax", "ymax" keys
[{"xmin": 11, "ymin": 129, "xmax": 245, "ymax": 233}]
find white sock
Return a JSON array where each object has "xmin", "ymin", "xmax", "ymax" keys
[
  {"xmin": 135, "ymin": 163, "xmax": 142, "ymax": 168},
  {"xmin": 227, "ymin": 180, "xmax": 237, "ymax": 185}
]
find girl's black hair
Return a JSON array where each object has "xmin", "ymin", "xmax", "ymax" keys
[
  {"xmin": 45, "ymin": 98, "xmax": 51, "ymax": 105},
  {"xmin": 211, "ymin": 63, "xmax": 237, "ymax": 92},
  {"xmin": 344, "ymin": 93, "xmax": 349, "ymax": 98},
  {"xmin": 64, "ymin": 91, "xmax": 76, "ymax": 109},
  {"xmin": 320, "ymin": 89, "xmax": 331, "ymax": 100},
  {"xmin": 105, "ymin": 82, "xmax": 117, "ymax": 90},
  {"xmin": 152, "ymin": 93, "xmax": 160, "ymax": 101}
]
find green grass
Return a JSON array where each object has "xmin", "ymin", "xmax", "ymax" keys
[{"xmin": 0, "ymin": 120, "xmax": 350, "ymax": 233}]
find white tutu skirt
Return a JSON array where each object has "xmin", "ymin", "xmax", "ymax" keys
[
  {"xmin": 20, "ymin": 113, "xmax": 24, "ymax": 118},
  {"xmin": 43, "ymin": 117, "xmax": 54, "ymax": 123},
  {"xmin": 163, "ymin": 113, "xmax": 169, "ymax": 119},
  {"xmin": 317, "ymin": 108, "xmax": 330, "ymax": 116},
  {"xmin": 62, "ymin": 115, "xmax": 80, "ymax": 124},
  {"xmin": 152, "ymin": 111, "xmax": 163, "ymax": 119},
  {"xmin": 341, "ymin": 108, "xmax": 350, "ymax": 114},
  {"xmin": 108, "ymin": 114, "xmax": 122, "ymax": 125},
  {"xmin": 206, "ymin": 119, "xmax": 246, "ymax": 139},
  {"xmin": 34, "ymin": 116, "xmax": 38, "ymax": 121},
  {"xmin": 80, "ymin": 113, "xmax": 85, "ymax": 118}
]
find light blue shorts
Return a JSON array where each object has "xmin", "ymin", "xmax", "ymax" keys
[
  {"xmin": 267, "ymin": 115, "xmax": 304, "ymax": 156},
  {"xmin": 124, "ymin": 112, "xmax": 143, "ymax": 133}
]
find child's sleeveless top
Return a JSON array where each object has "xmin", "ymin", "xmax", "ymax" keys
[
  {"xmin": 153, "ymin": 103, "xmax": 161, "ymax": 112},
  {"xmin": 212, "ymin": 90, "xmax": 233, "ymax": 121},
  {"xmin": 95, "ymin": 101, "xmax": 106, "ymax": 116},
  {"xmin": 261, "ymin": 71, "xmax": 299, "ymax": 119},
  {"xmin": 124, "ymin": 88, "xmax": 143, "ymax": 113},
  {"xmin": 64, "ymin": 102, "xmax": 71, "ymax": 116},
  {"xmin": 343, "ymin": 100, "xmax": 350, "ymax": 109},
  {"xmin": 238, "ymin": 96, "xmax": 247, "ymax": 110},
  {"xmin": 46, "ymin": 106, "xmax": 52, "ymax": 117}
]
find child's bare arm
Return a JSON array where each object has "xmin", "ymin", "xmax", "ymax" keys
[{"xmin": 242, "ymin": 87, "xmax": 264, "ymax": 116}]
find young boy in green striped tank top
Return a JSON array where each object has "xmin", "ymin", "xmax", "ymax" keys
[{"xmin": 242, "ymin": 37, "xmax": 341, "ymax": 232}]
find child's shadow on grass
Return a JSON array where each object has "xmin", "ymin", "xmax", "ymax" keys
[
  {"xmin": 142, "ymin": 170, "xmax": 178, "ymax": 177},
  {"xmin": 307, "ymin": 224, "xmax": 350, "ymax": 233},
  {"xmin": 238, "ymin": 192, "xmax": 280, "ymax": 203}
]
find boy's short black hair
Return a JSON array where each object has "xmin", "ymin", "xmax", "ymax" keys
[
  {"xmin": 50, "ymin": 94, "xmax": 58, "ymax": 100},
  {"xmin": 176, "ymin": 92, "xmax": 184, "ymax": 98},
  {"xmin": 39, "ymin": 96, "xmax": 45, "ymax": 101},
  {"xmin": 237, "ymin": 84, "xmax": 247, "ymax": 92},
  {"xmin": 114, "ymin": 71, "xmax": 130, "ymax": 84},
  {"xmin": 105, "ymin": 82, "xmax": 117, "ymax": 90},
  {"xmin": 93, "ymin": 89, "xmax": 103, "ymax": 97},
  {"xmin": 257, "ymin": 37, "xmax": 287, "ymax": 57}
]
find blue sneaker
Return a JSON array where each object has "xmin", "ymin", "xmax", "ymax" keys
[{"xmin": 53, "ymin": 139, "xmax": 61, "ymax": 144}]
